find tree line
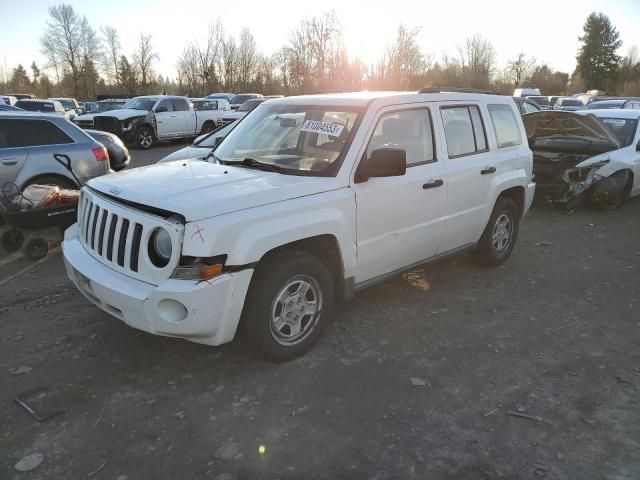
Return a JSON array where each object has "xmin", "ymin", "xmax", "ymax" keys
[{"xmin": 1, "ymin": 5, "xmax": 638, "ymax": 100}]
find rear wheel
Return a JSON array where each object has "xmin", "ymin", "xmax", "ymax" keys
[
  {"xmin": 200, "ymin": 121, "xmax": 215, "ymax": 134},
  {"xmin": 242, "ymin": 250, "xmax": 334, "ymax": 362},
  {"xmin": 473, "ymin": 196, "xmax": 520, "ymax": 267},
  {"xmin": 23, "ymin": 236, "xmax": 49, "ymax": 261},
  {"xmin": 135, "ymin": 126, "xmax": 155, "ymax": 150}
]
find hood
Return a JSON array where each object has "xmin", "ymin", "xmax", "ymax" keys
[
  {"xmin": 87, "ymin": 160, "xmax": 342, "ymax": 222},
  {"xmin": 94, "ymin": 108, "xmax": 149, "ymax": 120},
  {"xmin": 523, "ymin": 111, "xmax": 621, "ymax": 152},
  {"xmin": 157, "ymin": 146, "xmax": 209, "ymax": 163},
  {"xmin": 74, "ymin": 112, "xmax": 99, "ymax": 121}
]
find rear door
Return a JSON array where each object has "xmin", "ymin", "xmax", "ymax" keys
[
  {"xmin": 436, "ymin": 103, "xmax": 495, "ymax": 250},
  {"xmin": 154, "ymin": 99, "xmax": 177, "ymax": 137},
  {"xmin": 352, "ymin": 105, "xmax": 448, "ymax": 283},
  {"xmin": 0, "ymin": 119, "xmax": 29, "ymax": 186}
]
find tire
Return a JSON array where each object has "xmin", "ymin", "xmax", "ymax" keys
[
  {"xmin": 1, "ymin": 228, "xmax": 24, "ymax": 252},
  {"xmin": 590, "ymin": 170, "xmax": 630, "ymax": 210},
  {"xmin": 135, "ymin": 126, "xmax": 155, "ymax": 150},
  {"xmin": 473, "ymin": 196, "xmax": 520, "ymax": 267},
  {"xmin": 200, "ymin": 121, "xmax": 215, "ymax": 135},
  {"xmin": 23, "ymin": 237, "xmax": 49, "ymax": 261},
  {"xmin": 242, "ymin": 250, "xmax": 335, "ymax": 362},
  {"xmin": 23, "ymin": 175, "xmax": 77, "ymax": 190}
]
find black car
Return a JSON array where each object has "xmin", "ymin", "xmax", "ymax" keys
[{"xmin": 85, "ymin": 130, "xmax": 130, "ymax": 171}]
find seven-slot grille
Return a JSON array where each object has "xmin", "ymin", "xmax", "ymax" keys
[
  {"xmin": 93, "ymin": 116, "xmax": 122, "ymax": 135},
  {"xmin": 75, "ymin": 119, "xmax": 95, "ymax": 129},
  {"xmin": 78, "ymin": 192, "xmax": 144, "ymax": 273}
]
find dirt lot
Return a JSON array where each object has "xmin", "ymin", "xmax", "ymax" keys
[{"xmin": 1, "ymin": 192, "xmax": 639, "ymax": 479}]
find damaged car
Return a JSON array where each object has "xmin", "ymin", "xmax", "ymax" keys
[{"xmin": 524, "ymin": 109, "xmax": 640, "ymax": 209}]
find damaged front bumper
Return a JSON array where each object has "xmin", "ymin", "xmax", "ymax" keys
[{"xmin": 534, "ymin": 162, "xmax": 611, "ymax": 204}]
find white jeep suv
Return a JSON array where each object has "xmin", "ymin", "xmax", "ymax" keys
[{"xmin": 62, "ymin": 91, "xmax": 535, "ymax": 361}]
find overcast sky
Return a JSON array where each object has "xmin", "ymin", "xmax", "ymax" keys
[{"xmin": 2, "ymin": 0, "xmax": 639, "ymax": 81}]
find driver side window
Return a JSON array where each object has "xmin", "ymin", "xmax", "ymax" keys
[
  {"xmin": 156, "ymin": 99, "xmax": 173, "ymax": 112},
  {"xmin": 366, "ymin": 109, "xmax": 435, "ymax": 166}
]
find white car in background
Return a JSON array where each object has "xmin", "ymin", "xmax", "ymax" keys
[
  {"xmin": 49, "ymin": 97, "xmax": 83, "ymax": 120},
  {"xmin": 229, "ymin": 93, "xmax": 263, "ymax": 110},
  {"xmin": 218, "ymin": 98, "xmax": 267, "ymax": 126},
  {"xmin": 553, "ymin": 97, "xmax": 584, "ymax": 111},
  {"xmin": 158, "ymin": 121, "xmax": 237, "ymax": 163}
]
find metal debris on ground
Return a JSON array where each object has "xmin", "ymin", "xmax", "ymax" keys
[
  {"xmin": 506, "ymin": 410, "xmax": 542, "ymax": 422},
  {"xmin": 9, "ymin": 365, "xmax": 32, "ymax": 375},
  {"xmin": 410, "ymin": 377, "xmax": 431, "ymax": 387},
  {"xmin": 87, "ymin": 463, "xmax": 105, "ymax": 478},
  {"xmin": 14, "ymin": 386, "xmax": 65, "ymax": 422}
]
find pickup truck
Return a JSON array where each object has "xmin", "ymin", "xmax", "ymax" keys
[
  {"xmin": 63, "ymin": 91, "xmax": 535, "ymax": 362},
  {"xmin": 92, "ymin": 95, "xmax": 222, "ymax": 149}
]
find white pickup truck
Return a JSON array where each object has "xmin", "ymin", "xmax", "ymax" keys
[
  {"xmin": 63, "ymin": 91, "xmax": 535, "ymax": 361},
  {"xmin": 92, "ymin": 95, "xmax": 223, "ymax": 149}
]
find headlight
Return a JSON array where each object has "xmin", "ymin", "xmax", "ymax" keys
[{"xmin": 149, "ymin": 228, "xmax": 172, "ymax": 267}]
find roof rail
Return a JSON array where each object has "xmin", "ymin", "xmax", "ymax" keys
[{"xmin": 419, "ymin": 87, "xmax": 499, "ymax": 95}]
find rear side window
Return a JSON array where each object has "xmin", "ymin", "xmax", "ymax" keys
[
  {"xmin": 0, "ymin": 119, "xmax": 73, "ymax": 148},
  {"xmin": 441, "ymin": 105, "xmax": 488, "ymax": 157},
  {"xmin": 488, "ymin": 104, "xmax": 522, "ymax": 148},
  {"xmin": 366, "ymin": 109, "xmax": 435, "ymax": 166},
  {"xmin": 171, "ymin": 98, "xmax": 189, "ymax": 111}
]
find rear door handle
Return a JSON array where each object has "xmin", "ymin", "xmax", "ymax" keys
[
  {"xmin": 481, "ymin": 166, "xmax": 496, "ymax": 175},
  {"xmin": 1, "ymin": 158, "xmax": 17, "ymax": 166},
  {"xmin": 423, "ymin": 179, "xmax": 444, "ymax": 189},
  {"xmin": 170, "ymin": 114, "xmax": 177, "ymax": 117}
]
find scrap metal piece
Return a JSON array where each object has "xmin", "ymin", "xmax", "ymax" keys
[{"xmin": 14, "ymin": 387, "xmax": 65, "ymax": 422}]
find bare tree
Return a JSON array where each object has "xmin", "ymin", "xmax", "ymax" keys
[
  {"xmin": 222, "ymin": 35, "xmax": 238, "ymax": 91},
  {"xmin": 379, "ymin": 25, "xmax": 426, "ymax": 89},
  {"xmin": 457, "ymin": 34, "xmax": 497, "ymax": 88},
  {"xmin": 507, "ymin": 53, "xmax": 536, "ymax": 86},
  {"xmin": 237, "ymin": 28, "xmax": 258, "ymax": 90},
  {"xmin": 134, "ymin": 34, "xmax": 159, "ymax": 90},
  {"xmin": 40, "ymin": 4, "xmax": 84, "ymax": 97},
  {"xmin": 101, "ymin": 26, "xmax": 121, "ymax": 85}
]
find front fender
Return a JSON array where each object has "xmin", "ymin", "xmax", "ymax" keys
[{"xmin": 180, "ymin": 189, "xmax": 357, "ymax": 278}]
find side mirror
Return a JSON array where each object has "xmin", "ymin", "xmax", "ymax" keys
[
  {"xmin": 155, "ymin": 106, "xmax": 168, "ymax": 113},
  {"xmin": 355, "ymin": 148, "xmax": 407, "ymax": 183}
]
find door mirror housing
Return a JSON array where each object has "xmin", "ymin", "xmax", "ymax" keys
[
  {"xmin": 355, "ymin": 148, "xmax": 407, "ymax": 183},
  {"xmin": 155, "ymin": 106, "xmax": 168, "ymax": 113}
]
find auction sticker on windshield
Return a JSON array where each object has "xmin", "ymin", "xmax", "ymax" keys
[{"xmin": 301, "ymin": 120, "xmax": 344, "ymax": 137}]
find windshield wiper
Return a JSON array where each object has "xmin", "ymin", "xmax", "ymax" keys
[{"xmin": 221, "ymin": 157, "xmax": 282, "ymax": 172}]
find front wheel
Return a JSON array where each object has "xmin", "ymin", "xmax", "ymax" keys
[
  {"xmin": 242, "ymin": 250, "xmax": 334, "ymax": 362},
  {"xmin": 473, "ymin": 196, "xmax": 520, "ymax": 267},
  {"xmin": 135, "ymin": 126, "xmax": 155, "ymax": 150}
]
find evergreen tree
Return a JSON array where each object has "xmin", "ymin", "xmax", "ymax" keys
[
  {"xmin": 9, "ymin": 64, "xmax": 32, "ymax": 92},
  {"xmin": 576, "ymin": 12, "xmax": 622, "ymax": 90}
]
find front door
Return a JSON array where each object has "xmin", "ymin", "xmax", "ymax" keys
[
  {"xmin": 352, "ymin": 106, "xmax": 447, "ymax": 284},
  {"xmin": 154, "ymin": 99, "xmax": 177, "ymax": 137}
]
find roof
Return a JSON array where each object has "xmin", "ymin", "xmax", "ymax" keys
[
  {"xmin": 266, "ymin": 91, "xmax": 512, "ymax": 108},
  {"xmin": 48, "ymin": 97, "xmax": 76, "ymax": 101},
  {"xmin": 578, "ymin": 108, "xmax": 640, "ymax": 119},
  {"xmin": 0, "ymin": 111, "xmax": 65, "ymax": 119},
  {"xmin": 15, "ymin": 99, "xmax": 56, "ymax": 104}
]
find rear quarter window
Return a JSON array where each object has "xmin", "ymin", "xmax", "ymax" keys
[
  {"xmin": 488, "ymin": 104, "xmax": 522, "ymax": 148},
  {"xmin": 0, "ymin": 119, "xmax": 73, "ymax": 148}
]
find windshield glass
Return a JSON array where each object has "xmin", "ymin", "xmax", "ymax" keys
[
  {"xmin": 232, "ymin": 94, "xmax": 255, "ymax": 104},
  {"xmin": 559, "ymin": 99, "xmax": 582, "ymax": 107},
  {"xmin": 598, "ymin": 117, "xmax": 638, "ymax": 146},
  {"xmin": 15, "ymin": 101, "xmax": 53, "ymax": 112},
  {"xmin": 215, "ymin": 104, "xmax": 360, "ymax": 175},
  {"xmin": 123, "ymin": 98, "xmax": 158, "ymax": 111},
  {"xmin": 195, "ymin": 122, "xmax": 237, "ymax": 147},
  {"xmin": 95, "ymin": 101, "xmax": 124, "ymax": 112},
  {"xmin": 238, "ymin": 100, "xmax": 262, "ymax": 112},
  {"xmin": 589, "ymin": 102, "xmax": 622, "ymax": 109},
  {"xmin": 530, "ymin": 97, "xmax": 550, "ymax": 106},
  {"xmin": 57, "ymin": 99, "xmax": 76, "ymax": 111}
]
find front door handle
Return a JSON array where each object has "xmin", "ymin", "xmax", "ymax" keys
[
  {"xmin": 481, "ymin": 166, "xmax": 496, "ymax": 175},
  {"xmin": 423, "ymin": 179, "xmax": 444, "ymax": 189},
  {"xmin": 1, "ymin": 158, "xmax": 17, "ymax": 166},
  {"xmin": 170, "ymin": 114, "xmax": 177, "ymax": 117}
]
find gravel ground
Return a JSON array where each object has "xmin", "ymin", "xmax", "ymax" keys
[{"xmin": 0, "ymin": 187, "xmax": 639, "ymax": 479}]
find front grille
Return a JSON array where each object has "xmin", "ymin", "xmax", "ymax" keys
[
  {"xmin": 79, "ymin": 196, "xmax": 142, "ymax": 272},
  {"xmin": 76, "ymin": 189, "xmax": 184, "ymax": 285},
  {"xmin": 93, "ymin": 116, "xmax": 122, "ymax": 134},
  {"xmin": 75, "ymin": 119, "xmax": 94, "ymax": 129}
]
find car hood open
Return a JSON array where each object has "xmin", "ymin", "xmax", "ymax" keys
[
  {"xmin": 87, "ymin": 160, "xmax": 342, "ymax": 222},
  {"xmin": 523, "ymin": 111, "xmax": 621, "ymax": 153}
]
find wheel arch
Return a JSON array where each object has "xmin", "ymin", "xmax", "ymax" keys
[{"xmin": 20, "ymin": 173, "xmax": 78, "ymax": 190}]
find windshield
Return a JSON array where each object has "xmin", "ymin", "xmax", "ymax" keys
[
  {"xmin": 238, "ymin": 100, "xmax": 262, "ymax": 112},
  {"xmin": 529, "ymin": 97, "xmax": 551, "ymax": 106},
  {"xmin": 95, "ymin": 101, "xmax": 124, "ymax": 112},
  {"xmin": 588, "ymin": 101, "xmax": 623, "ymax": 109},
  {"xmin": 123, "ymin": 98, "xmax": 158, "ymax": 111},
  {"xmin": 214, "ymin": 104, "xmax": 360, "ymax": 175},
  {"xmin": 57, "ymin": 99, "xmax": 76, "ymax": 111},
  {"xmin": 598, "ymin": 117, "xmax": 638, "ymax": 146},
  {"xmin": 232, "ymin": 94, "xmax": 255, "ymax": 104},
  {"xmin": 559, "ymin": 99, "xmax": 583, "ymax": 107},
  {"xmin": 194, "ymin": 122, "xmax": 237, "ymax": 147},
  {"xmin": 15, "ymin": 101, "xmax": 53, "ymax": 112}
]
